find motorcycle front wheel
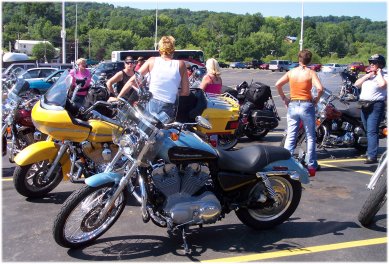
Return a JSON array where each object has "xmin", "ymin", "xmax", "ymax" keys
[
  {"xmin": 236, "ymin": 175, "xmax": 302, "ymax": 229},
  {"xmin": 245, "ymin": 127, "xmax": 269, "ymax": 140},
  {"xmin": 358, "ymin": 174, "xmax": 387, "ymax": 227},
  {"xmin": 13, "ymin": 160, "xmax": 63, "ymax": 198},
  {"xmin": 53, "ymin": 183, "xmax": 128, "ymax": 248}
]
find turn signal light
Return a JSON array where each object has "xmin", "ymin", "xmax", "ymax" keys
[
  {"xmin": 383, "ymin": 127, "xmax": 388, "ymax": 137},
  {"xmin": 6, "ymin": 126, "xmax": 11, "ymax": 135},
  {"xmin": 170, "ymin": 132, "xmax": 179, "ymax": 141}
]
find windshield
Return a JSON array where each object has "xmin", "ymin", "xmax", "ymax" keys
[
  {"xmin": 8, "ymin": 78, "xmax": 30, "ymax": 101},
  {"xmin": 42, "ymin": 70, "xmax": 73, "ymax": 109}
]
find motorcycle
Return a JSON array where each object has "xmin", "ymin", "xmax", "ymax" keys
[
  {"xmin": 339, "ymin": 70, "xmax": 359, "ymax": 102},
  {"xmin": 280, "ymin": 88, "xmax": 371, "ymax": 162},
  {"xmin": 2, "ymin": 78, "xmax": 43, "ymax": 162},
  {"xmin": 52, "ymin": 73, "xmax": 310, "ymax": 252},
  {"xmin": 358, "ymin": 151, "xmax": 387, "ymax": 227},
  {"xmin": 177, "ymin": 71, "xmax": 240, "ymax": 150},
  {"xmin": 12, "ymin": 70, "xmax": 119, "ymax": 198},
  {"xmin": 232, "ymin": 81, "xmax": 280, "ymax": 140}
]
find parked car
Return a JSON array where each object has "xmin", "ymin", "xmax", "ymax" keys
[
  {"xmin": 259, "ymin": 62, "xmax": 269, "ymax": 70},
  {"xmin": 287, "ymin": 62, "xmax": 299, "ymax": 71},
  {"xmin": 26, "ymin": 69, "xmax": 64, "ymax": 94},
  {"xmin": 245, "ymin": 59, "xmax": 262, "ymax": 69},
  {"xmin": 19, "ymin": 67, "xmax": 58, "ymax": 80},
  {"xmin": 229, "ymin": 62, "xmax": 246, "ymax": 69},
  {"xmin": 347, "ymin": 62, "xmax": 366, "ymax": 73},
  {"xmin": 91, "ymin": 61, "xmax": 125, "ymax": 80},
  {"xmin": 218, "ymin": 61, "xmax": 229, "ymax": 68},
  {"xmin": 307, "ymin": 63, "xmax": 322, "ymax": 72},
  {"xmin": 269, "ymin": 60, "xmax": 290, "ymax": 72},
  {"xmin": 2, "ymin": 63, "xmax": 38, "ymax": 81},
  {"xmin": 321, "ymin": 63, "xmax": 346, "ymax": 73}
]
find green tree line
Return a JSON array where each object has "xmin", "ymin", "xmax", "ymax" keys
[{"xmin": 2, "ymin": 2, "xmax": 387, "ymax": 64}]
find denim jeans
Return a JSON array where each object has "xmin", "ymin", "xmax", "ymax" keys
[
  {"xmin": 361, "ymin": 101, "xmax": 385, "ymax": 160},
  {"xmin": 145, "ymin": 98, "xmax": 177, "ymax": 123},
  {"xmin": 284, "ymin": 101, "xmax": 318, "ymax": 168}
]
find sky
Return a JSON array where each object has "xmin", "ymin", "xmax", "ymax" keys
[{"xmin": 103, "ymin": 0, "xmax": 387, "ymax": 22}]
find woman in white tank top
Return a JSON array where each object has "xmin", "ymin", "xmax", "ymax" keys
[{"xmin": 108, "ymin": 36, "xmax": 190, "ymax": 122}]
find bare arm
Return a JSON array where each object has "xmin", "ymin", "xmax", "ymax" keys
[
  {"xmin": 178, "ymin": 60, "xmax": 190, "ymax": 96},
  {"xmin": 275, "ymin": 72, "xmax": 290, "ymax": 106},
  {"xmin": 311, "ymin": 71, "xmax": 324, "ymax": 104},
  {"xmin": 375, "ymin": 68, "xmax": 387, "ymax": 88},
  {"xmin": 200, "ymin": 75, "xmax": 211, "ymax": 90},
  {"xmin": 355, "ymin": 71, "xmax": 375, "ymax": 88},
  {"xmin": 106, "ymin": 71, "xmax": 123, "ymax": 94}
]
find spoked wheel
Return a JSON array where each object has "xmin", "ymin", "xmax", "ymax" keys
[
  {"xmin": 9, "ymin": 132, "xmax": 35, "ymax": 163},
  {"xmin": 217, "ymin": 134, "xmax": 238, "ymax": 150},
  {"xmin": 236, "ymin": 175, "xmax": 302, "ymax": 229},
  {"xmin": 13, "ymin": 160, "xmax": 63, "ymax": 198},
  {"xmin": 53, "ymin": 183, "xmax": 128, "ymax": 248}
]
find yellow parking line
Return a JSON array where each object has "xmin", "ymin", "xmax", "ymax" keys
[
  {"xmin": 2, "ymin": 178, "xmax": 13, "ymax": 182},
  {"xmin": 202, "ymin": 237, "xmax": 387, "ymax": 263},
  {"xmin": 319, "ymin": 158, "xmax": 365, "ymax": 163},
  {"xmin": 318, "ymin": 162, "xmax": 373, "ymax": 176}
]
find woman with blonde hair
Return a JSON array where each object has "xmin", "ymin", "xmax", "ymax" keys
[
  {"xmin": 200, "ymin": 58, "xmax": 222, "ymax": 94},
  {"xmin": 109, "ymin": 36, "xmax": 189, "ymax": 122},
  {"xmin": 69, "ymin": 58, "xmax": 91, "ymax": 106}
]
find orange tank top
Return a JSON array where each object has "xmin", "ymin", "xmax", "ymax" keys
[{"xmin": 289, "ymin": 77, "xmax": 313, "ymax": 100}]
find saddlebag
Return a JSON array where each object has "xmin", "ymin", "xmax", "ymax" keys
[
  {"xmin": 250, "ymin": 109, "xmax": 279, "ymax": 129},
  {"xmin": 245, "ymin": 82, "xmax": 272, "ymax": 109}
]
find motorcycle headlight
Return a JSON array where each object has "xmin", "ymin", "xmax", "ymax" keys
[{"xmin": 119, "ymin": 134, "xmax": 139, "ymax": 155}]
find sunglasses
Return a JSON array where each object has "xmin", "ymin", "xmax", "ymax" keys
[
  {"xmin": 125, "ymin": 60, "xmax": 135, "ymax": 65},
  {"xmin": 369, "ymin": 61, "xmax": 379, "ymax": 65}
]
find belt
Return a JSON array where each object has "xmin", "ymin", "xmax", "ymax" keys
[{"xmin": 290, "ymin": 99, "xmax": 312, "ymax": 103}]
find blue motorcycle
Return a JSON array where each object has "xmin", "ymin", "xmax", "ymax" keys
[{"xmin": 52, "ymin": 75, "xmax": 310, "ymax": 253}]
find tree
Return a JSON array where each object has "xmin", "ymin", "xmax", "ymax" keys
[{"xmin": 32, "ymin": 42, "xmax": 56, "ymax": 62}]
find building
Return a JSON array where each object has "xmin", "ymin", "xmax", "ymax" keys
[{"xmin": 14, "ymin": 40, "xmax": 52, "ymax": 56}]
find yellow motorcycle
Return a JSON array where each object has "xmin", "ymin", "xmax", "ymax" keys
[
  {"xmin": 177, "ymin": 73, "xmax": 240, "ymax": 150},
  {"xmin": 13, "ymin": 71, "xmax": 121, "ymax": 198}
]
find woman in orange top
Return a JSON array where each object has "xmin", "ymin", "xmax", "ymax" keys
[{"xmin": 275, "ymin": 49, "xmax": 324, "ymax": 171}]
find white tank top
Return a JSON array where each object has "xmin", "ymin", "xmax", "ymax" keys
[{"xmin": 149, "ymin": 57, "xmax": 181, "ymax": 103}]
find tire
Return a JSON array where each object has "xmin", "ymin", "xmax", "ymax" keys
[
  {"xmin": 279, "ymin": 67, "xmax": 284, "ymax": 72},
  {"xmin": 13, "ymin": 160, "xmax": 63, "ymax": 198},
  {"xmin": 245, "ymin": 127, "xmax": 269, "ymax": 140},
  {"xmin": 236, "ymin": 175, "xmax": 302, "ymax": 229},
  {"xmin": 191, "ymin": 65, "xmax": 198, "ymax": 72},
  {"xmin": 217, "ymin": 134, "xmax": 238, "ymax": 150},
  {"xmin": 271, "ymin": 70, "xmax": 275, "ymax": 72},
  {"xmin": 354, "ymin": 141, "xmax": 367, "ymax": 152},
  {"xmin": 53, "ymin": 183, "xmax": 128, "ymax": 248},
  {"xmin": 358, "ymin": 174, "xmax": 387, "ymax": 227}
]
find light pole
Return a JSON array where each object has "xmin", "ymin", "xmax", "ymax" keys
[
  {"xmin": 154, "ymin": 1, "xmax": 158, "ymax": 50},
  {"xmin": 61, "ymin": 0, "xmax": 66, "ymax": 63}
]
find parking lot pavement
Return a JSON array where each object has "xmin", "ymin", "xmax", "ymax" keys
[{"xmin": 2, "ymin": 69, "xmax": 386, "ymax": 261}]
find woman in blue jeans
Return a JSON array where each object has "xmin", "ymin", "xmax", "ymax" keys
[
  {"xmin": 276, "ymin": 49, "xmax": 324, "ymax": 171},
  {"xmin": 355, "ymin": 54, "xmax": 387, "ymax": 164}
]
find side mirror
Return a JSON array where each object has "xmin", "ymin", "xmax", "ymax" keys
[{"xmin": 195, "ymin": 116, "xmax": 212, "ymax": 130}]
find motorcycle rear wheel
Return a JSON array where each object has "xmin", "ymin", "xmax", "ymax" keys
[
  {"xmin": 53, "ymin": 183, "xmax": 128, "ymax": 248},
  {"xmin": 236, "ymin": 175, "xmax": 302, "ymax": 229},
  {"xmin": 13, "ymin": 160, "xmax": 63, "ymax": 198},
  {"xmin": 358, "ymin": 174, "xmax": 387, "ymax": 227},
  {"xmin": 245, "ymin": 127, "xmax": 269, "ymax": 140},
  {"xmin": 217, "ymin": 134, "xmax": 238, "ymax": 150}
]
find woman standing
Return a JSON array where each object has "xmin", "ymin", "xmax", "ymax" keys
[
  {"xmin": 109, "ymin": 36, "xmax": 189, "ymax": 122},
  {"xmin": 354, "ymin": 54, "xmax": 387, "ymax": 164},
  {"xmin": 200, "ymin": 58, "xmax": 222, "ymax": 94},
  {"xmin": 69, "ymin": 58, "xmax": 91, "ymax": 106}
]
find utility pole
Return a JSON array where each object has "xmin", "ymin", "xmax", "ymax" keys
[
  {"xmin": 75, "ymin": 3, "xmax": 78, "ymax": 61},
  {"xmin": 88, "ymin": 33, "xmax": 91, "ymax": 59},
  {"xmin": 61, "ymin": 0, "xmax": 66, "ymax": 63},
  {"xmin": 299, "ymin": 1, "xmax": 304, "ymax": 51},
  {"xmin": 154, "ymin": 1, "xmax": 158, "ymax": 50}
]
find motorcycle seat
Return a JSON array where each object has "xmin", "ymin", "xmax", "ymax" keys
[
  {"xmin": 217, "ymin": 145, "xmax": 291, "ymax": 173},
  {"xmin": 339, "ymin": 107, "xmax": 361, "ymax": 119}
]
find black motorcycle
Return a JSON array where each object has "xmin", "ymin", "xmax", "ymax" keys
[
  {"xmin": 232, "ymin": 81, "xmax": 280, "ymax": 140},
  {"xmin": 339, "ymin": 70, "xmax": 359, "ymax": 102}
]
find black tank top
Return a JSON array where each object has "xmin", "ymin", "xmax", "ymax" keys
[{"xmin": 117, "ymin": 70, "xmax": 132, "ymax": 94}]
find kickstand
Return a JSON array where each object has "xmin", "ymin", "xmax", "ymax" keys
[{"xmin": 181, "ymin": 226, "xmax": 191, "ymax": 254}]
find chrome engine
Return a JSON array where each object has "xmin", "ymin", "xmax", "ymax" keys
[
  {"xmin": 151, "ymin": 163, "xmax": 221, "ymax": 225},
  {"xmin": 323, "ymin": 122, "xmax": 367, "ymax": 147}
]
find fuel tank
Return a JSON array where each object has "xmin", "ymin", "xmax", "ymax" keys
[
  {"xmin": 31, "ymin": 101, "xmax": 90, "ymax": 142},
  {"xmin": 157, "ymin": 129, "xmax": 218, "ymax": 163},
  {"xmin": 87, "ymin": 120, "xmax": 119, "ymax": 142}
]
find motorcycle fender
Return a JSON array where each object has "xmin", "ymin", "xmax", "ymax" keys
[
  {"xmin": 85, "ymin": 172, "xmax": 122, "ymax": 187},
  {"xmin": 14, "ymin": 141, "xmax": 71, "ymax": 179},
  {"xmin": 263, "ymin": 158, "xmax": 310, "ymax": 184}
]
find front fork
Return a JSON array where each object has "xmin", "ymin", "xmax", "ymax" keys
[{"xmin": 44, "ymin": 141, "xmax": 70, "ymax": 181}]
